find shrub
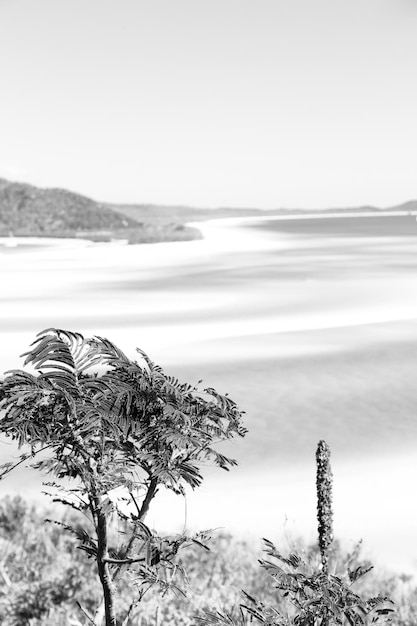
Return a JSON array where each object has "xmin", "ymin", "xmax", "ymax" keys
[
  {"xmin": 197, "ymin": 441, "xmax": 394, "ymax": 626},
  {"xmin": 0, "ymin": 328, "xmax": 246, "ymax": 625}
]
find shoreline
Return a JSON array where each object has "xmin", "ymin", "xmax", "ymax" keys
[{"xmin": 2, "ymin": 207, "xmax": 416, "ymax": 253}]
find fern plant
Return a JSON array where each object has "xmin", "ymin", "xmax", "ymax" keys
[
  {"xmin": 0, "ymin": 328, "xmax": 247, "ymax": 626},
  {"xmin": 197, "ymin": 441, "xmax": 394, "ymax": 626}
]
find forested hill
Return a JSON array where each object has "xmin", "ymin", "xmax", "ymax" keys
[
  {"xmin": 0, "ymin": 178, "xmax": 140, "ymax": 233},
  {"xmin": 0, "ymin": 178, "xmax": 206, "ymax": 244}
]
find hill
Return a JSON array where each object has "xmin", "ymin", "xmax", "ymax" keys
[
  {"xmin": 0, "ymin": 178, "xmax": 139, "ymax": 232},
  {"xmin": 1, "ymin": 177, "xmax": 416, "ymax": 245},
  {"xmin": 0, "ymin": 179, "xmax": 207, "ymax": 244}
]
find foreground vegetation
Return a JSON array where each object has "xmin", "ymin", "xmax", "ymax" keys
[
  {"xmin": 0, "ymin": 329, "xmax": 415, "ymax": 624},
  {"xmin": 0, "ymin": 496, "xmax": 416, "ymax": 625}
]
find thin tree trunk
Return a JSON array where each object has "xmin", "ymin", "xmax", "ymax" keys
[
  {"xmin": 92, "ymin": 477, "xmax": 159, "ymax": 624},
  {"xmin": 94, "ymin": 497, "xmax": 117, "ymax": 626}
]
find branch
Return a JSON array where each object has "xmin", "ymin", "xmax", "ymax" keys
[
  {"xmin": 110, "ymin": 476, "xmax": 159, "ymax": 584},
  {"xmin": 104, "ymin": 555, "xmax": 146, "ymax": 565},
  {"xmin": 76, "ymin": 601, "xmax": 96, "ymax": 625},
  {"xmin": 121, "ymin": 601, "xmax": 137, "ymax": 626},
  {"xmin": 138, "ymin": 476, "xmax": 158, "ymax": 520},
  {"xmin": 0, "ymin": 444, "xmax": 54, "ymax": 479},
  {"xmin": 129, "ymin": 490, "xmax": 141, "ymax": 518}
]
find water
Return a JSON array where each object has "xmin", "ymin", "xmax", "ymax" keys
[{"xmin": 1, "ymin": 216, "xmax": 416, "ymax": 575}]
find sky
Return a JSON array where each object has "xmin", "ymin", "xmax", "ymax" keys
[{"xmin": 0, "ymin": 0, "xmax": 416, "ymax": 210}]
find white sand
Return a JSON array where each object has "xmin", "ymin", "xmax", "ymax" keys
[{"xmin": 1, "ymin": 217, "xmax": 417, "ymax": 576}]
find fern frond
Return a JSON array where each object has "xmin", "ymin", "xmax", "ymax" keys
[
  {"xmin": 88, "ymin": 336, "xmax": 130, "ymax": 366},
  {"xmin": 21, "ymin": 329, "xmax": 81, "ymax": 387}
]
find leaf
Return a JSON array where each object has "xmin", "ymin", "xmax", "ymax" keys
[
  {"xmin": 191, "ymin": 538, "xmax": 211, "ymax": 551},
  {"xmin": 348, "ymin": 564, "xmax": 373, "ymax": 583}
]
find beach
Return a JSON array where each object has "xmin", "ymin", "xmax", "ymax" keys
[{"xmin": 1, "ymin": 214, "xmax": 417, "ymax": 575}]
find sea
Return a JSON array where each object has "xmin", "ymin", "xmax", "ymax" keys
[{"xmin": 1, "ymin": 213, "xmax": 417, "ymax": 576}]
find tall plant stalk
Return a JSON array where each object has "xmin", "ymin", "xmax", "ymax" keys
[{"xmin": 316, "ymin": 439, "xmax": 334, "ymax": 575}]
